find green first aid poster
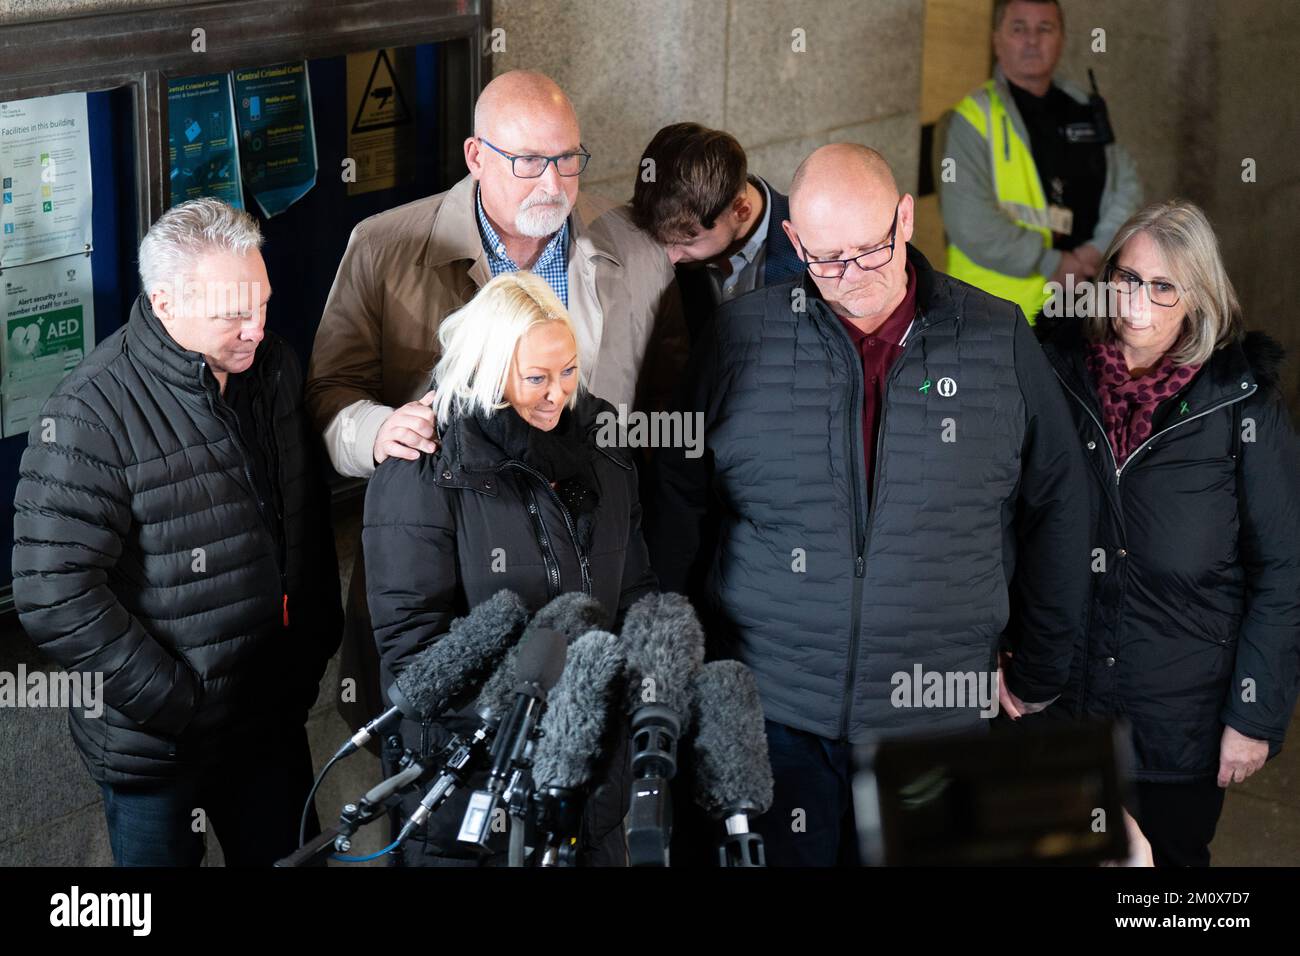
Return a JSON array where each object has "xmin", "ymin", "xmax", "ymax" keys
[{"xmin": 1, "ymin": 254, "xmax": 94, "ymax": 437}]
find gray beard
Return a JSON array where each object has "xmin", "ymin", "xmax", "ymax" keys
[{"xmin": 516, "ymin": 197, "xmax": 571, "ymax": 238}]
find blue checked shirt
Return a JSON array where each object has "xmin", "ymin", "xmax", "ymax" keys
[{"xmin": 475, "ymin": 186, "xmax": 570, "ymax": 307}]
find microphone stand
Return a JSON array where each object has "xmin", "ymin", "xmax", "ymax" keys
[
  {"xmin": 531, "ymin": 785, "xmax": 585, "ymax": 866},
  {"xmin": 626, "ymin": 703, "xmax": 681, "ymax": 867},
  {"xmin": 275, "ymin": 756, "xmax": 420, "ymax": 867},
  {"xmin": 395, "ymin": 722, "xmax": 498, "ymax": 848},
  {"xmin": 503, "ymin": 735, "xmax": 544, "ymax": 867},
  {"xmin": 714, "ymin": 801, "xmax": 766, "ymax": 867},
  {"xmin": 275, "ymin": 735, "xmax": 477, "ymax": 867}
]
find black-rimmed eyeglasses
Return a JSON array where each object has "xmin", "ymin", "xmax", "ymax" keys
[
  {"xmin": 798, "ymin": 202, "xmax": 900, "ymax": 279},
  {"xmin": 479, "ymin": 138, "xmax": 591, "ymax": 178},
  {"xmin": 1105, "ymin": 264, "xmax": 1181, "ymax": 308}
]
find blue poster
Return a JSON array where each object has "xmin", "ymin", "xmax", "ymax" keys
[
  {"xmin": 231, "ymin": 61, "xmax": 318, "ymax": 218},
  {"xmin": 166, "ymin": 73, "xmax": 244, "ymax": 209}
]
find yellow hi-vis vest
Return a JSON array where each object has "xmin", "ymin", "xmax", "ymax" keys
[{"xmin": 947, "ymin": 80, "xmax": 1054, "ymax": 323}]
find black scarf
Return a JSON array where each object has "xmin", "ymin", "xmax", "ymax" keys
[{"xmin": 477, "ymin": 404, "xmax": 601, "ymax": 520}]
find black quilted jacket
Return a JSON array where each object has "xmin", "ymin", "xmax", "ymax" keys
[
  {"xmin": 648, "ymin": 245, "xmax": 1092, "ymax": 742},
  {"xmin": 12, "ymin": 294, "xmax": 343, "ymax": 786}
]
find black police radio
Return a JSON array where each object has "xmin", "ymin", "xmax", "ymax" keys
[{"xmin": 1062, "ymin": 69, "xmax": 1116, "ymax": 145}]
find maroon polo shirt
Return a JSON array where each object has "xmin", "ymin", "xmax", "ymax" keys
[{"xmin": 834, "ymin": 261, "xmax": 918, "ymax": 499}]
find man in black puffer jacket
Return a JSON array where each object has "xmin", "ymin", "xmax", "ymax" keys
[
  {"xmin": 12, "ymin": 198, "xmax": 343, "ymax": 866},
  {"xmin": 648, "ymin": 144, "xmax": 1091, "ymax": 866}
]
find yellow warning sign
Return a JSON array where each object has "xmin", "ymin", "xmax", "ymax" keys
[{"xmin": 346, "ymin": 48, "xmax": 416, "ymax": 196}]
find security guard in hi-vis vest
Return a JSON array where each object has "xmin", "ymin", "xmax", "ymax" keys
[{"xmin": 938, "ymin": 0, "xmax": 1141, "ymax": 323}]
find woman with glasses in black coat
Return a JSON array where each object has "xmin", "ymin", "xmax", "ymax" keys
[{"xmin": 1035, "ymin": 199, "xmax": 1299, "ymax": 866}]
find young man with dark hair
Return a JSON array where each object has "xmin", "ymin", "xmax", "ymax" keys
[{"xmin": 632, "ymin": 122, "xmax": 803, "ymax": 341}]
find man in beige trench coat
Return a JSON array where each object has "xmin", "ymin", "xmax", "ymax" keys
[{"xmin": 306, "ymin": 69, "xmax": 686, "ymax": 783}]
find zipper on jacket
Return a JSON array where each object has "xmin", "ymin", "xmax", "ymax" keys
[
  {"xmin": 1051, "ymin": 363, "xmax": 1257, "ymax": 614},
  {"xmin": 1115, "ymin": 388, "xmax": 1256, "ymax": 482},
  {"xmin": 822, "ymin": 305, "xmax": 944, "ymax": 738},
  {"xmin": 507, "ymin": 461, "xmax": 593, "ymax": 596},
  {"xmin": 524, "ymin": 487, "xmax": 562, "ymax": 599},
  {"xmin": 1051, "ymin": 366, "xmax": 1256, "ymax": 486},
  {"xmin": 201, "ymin": 361, "xmax": 288, "ymax": 613},
  {"xmin": 262, "ymin": 368, "xmax": 289, "ymax": 620},
  {"xmin": 840, "ymin": 307, "xmax": 956, "ymax": 737},
  {"xmin": 845, "ymin": 318, "xmax": 929, "ymax": 735},
  {"xmin": 824, "ymin": 312, "xmax": 868, "ymax": 739}
]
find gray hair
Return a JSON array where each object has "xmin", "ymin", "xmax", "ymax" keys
[
  {"xmin": 1089, "ymin": 199, "xmax": 1243, "ymax": 367},
  {"xmin": 137, "ymin": 197, "xmax": 263, "ymax": 295}
]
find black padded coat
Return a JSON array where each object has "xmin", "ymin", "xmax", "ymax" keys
[
  {"xmin": 1038, "ymin": 315, "xmax": 1300, "ymax": 781},
  {"xmin": 12, "ymin": 294, "xmax": 343, "ymax": 786}
]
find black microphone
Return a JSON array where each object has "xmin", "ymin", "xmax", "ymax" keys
[
  {"xmin": 331, "ymin": 590, "xmax": 530, "ymax": 761},
  {"xmin": 691, "ymin": 660, "xmax": 774, "ymax": 867},
  {"xmin": 457, "ymin": 627, "xmax": 567, "ymax": 850},
  {"xmin": 395, "ymin": 593, "xmax": 609, "ymax": 847},
  {"xmin": 530, "ymin": 629, "xmax": 626, "ymax": 864},
  {"xmin": 619, "ymin": 592, "xmax": 706, "ymax": 866}
]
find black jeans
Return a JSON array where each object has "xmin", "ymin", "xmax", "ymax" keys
[
  {"xmin": 749, "ymin": 720, "xmax": 862, "ymax": 867},
  {"xmin": 1129, "ymin": 779, "xmax": 1227, "ymax": 867},
  {"xmin": 99, "ymin": 724, "xmax": 319, "ymax": 867}
]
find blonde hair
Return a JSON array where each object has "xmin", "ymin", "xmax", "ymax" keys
[
  {"xmin": 431, "ymin": 271, "xmax": 581, "ymax": 427},
  {"xmin": 1089, "ymin": 199, "xmax": 1243, "ymax": 366}
]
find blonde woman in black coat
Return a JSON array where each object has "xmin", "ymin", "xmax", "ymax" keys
[{"xmin": 363, "ymin": 271, "xmax": 657, "ymax": 866}]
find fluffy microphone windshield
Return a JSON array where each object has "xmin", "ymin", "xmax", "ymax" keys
[
  {"xmin": 690, "ymin": 660, "xmax": 774, "ymax": 818},
  {"xmin": 533, "ymin": 630, "xmax": 626, "ymax": 790},
  {"xmin": 531, "ymin": 591, "xmax": 611, "ymax": 639},
  {"xmin": 391, "ymin": 589, "xmax": 529, "ymax": 718},
  {"xmin": 620, "ymin": 591, "xmax": 706, "ymax": 722},
  {"xmin": 475, "ymin": 592, "xmax": 609, "ymax": 719}
]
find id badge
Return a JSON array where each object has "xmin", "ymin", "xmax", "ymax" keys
[
  {"xmin": 1048, "ymin": 204, "xmax": 1074, "ymax": 235},
  {"xmin": 1063, "ymin": 121, "xmax": 1102, "ymax": 143}
]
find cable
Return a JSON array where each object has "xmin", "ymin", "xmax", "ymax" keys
[
  {"xmin": 299, "ymin": 751, "xmax": 342, "ymax": 848},
  {"xmin": 332, "ymin": 839, "xmax": 401, "ymax": 863}
]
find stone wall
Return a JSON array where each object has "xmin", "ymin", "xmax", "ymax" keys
[{"xmin": 490, "ymin": 0, "xmax": 925, "ymax": 198}]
